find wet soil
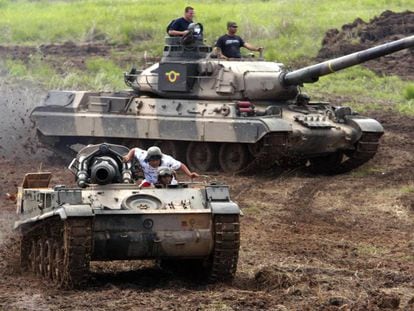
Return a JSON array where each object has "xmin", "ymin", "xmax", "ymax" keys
[{"xmin": 0, "ymin": 109, "xmax": 413, "ymax": 310}]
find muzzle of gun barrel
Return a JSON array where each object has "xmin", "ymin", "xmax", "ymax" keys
[{"xmin": 90, "ymin": 156, "xmax": 119, "ymax": 185}]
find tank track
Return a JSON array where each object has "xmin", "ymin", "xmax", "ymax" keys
[
  {"xmin": 20, "ymin": 217, "xmax": 92, "ymax": 289},
  {"xmin": 208, "ymin": 214, "xmax": 240, "ymax": 282},
  {"xmin": 309, "ymin": 132, "xmax": 382, "ymax": 175},
  {"xmin": 341, "ymin": 132, "xmax": 382, "ymax": 171},
  {"xmin": 239, "ymin": 134, "xmax": 288, "ymax": 174}
]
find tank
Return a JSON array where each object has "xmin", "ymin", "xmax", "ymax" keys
[
  {"xmin": 31, "ymin": 24, "xmax": 414, "ymax": 174},
  {"xmin": 14, "ymin": 143, "xmax": 241, "ymax": 288}
]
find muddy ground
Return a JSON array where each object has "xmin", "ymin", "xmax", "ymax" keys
[
  {"xmin": 0, "ymin": 10, "xmax": 414, "ymax": 311},
  {"xmin": 0, "ymin": 110, "xmax": 413, "ymax": 310}
]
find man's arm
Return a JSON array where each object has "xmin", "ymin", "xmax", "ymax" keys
[
  {"xmin": 213, "ymin": 47, "xmax": 228, "ymax": 59},
  {"xmin": 168, "ymin": 18, "xmax": 189, "ymax": 36},
  {"xmin": 213, "ymin": 37, "xmax": 228, "ymax": 59},
  {"xmin": 168, "ymin": 29, "xmax": 189, "ymax": 36},
  {"xmin": 123, "ymin": 148, "xmax": 135, "ymax": 162},
  {"xmin": 179, "ymin": 163, "xmax": 199, "ymax": 179},
  {"xmin": 244, "ymin": 42, "xmax": 263, "ymax": 52}
]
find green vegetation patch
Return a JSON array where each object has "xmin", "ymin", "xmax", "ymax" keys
[
  {"xmin": 4, "ymin": 56, "xmax": 126, "ymax": 90},
  {"xmin": 0, "ymin": 0, "xmax": 411, "ymax": 62},
  {"xmin": 0, "ymin": 0, "xmax": 412, "ymax": 115},
  {"xmin": 304, "ymin": 66, "xmax": 414, "ymax": 116}
]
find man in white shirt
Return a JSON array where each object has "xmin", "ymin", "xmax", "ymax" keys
[{"xmin": 122, "ymin": 146, "xmax": 199, "ymax": 187}]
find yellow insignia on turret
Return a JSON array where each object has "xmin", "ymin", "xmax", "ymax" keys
[{"xmin": 165, "ymin": 70, "xmax": 181, "ymax": 83}]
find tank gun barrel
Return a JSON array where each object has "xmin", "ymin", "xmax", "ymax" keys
[
  {"xmin": 283, "ymin": 35, "xmax": 414, "ymax": 86},
  {"xmin": 68, "ymin": 143, "xmax": 133, "ymax": 187},
  {"xmin": 90, "ymin": 156, "xmax": 119, "ymax": 185}
]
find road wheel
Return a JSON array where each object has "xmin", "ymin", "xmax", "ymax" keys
[
  {"xmin": 37, "ymin": 239, "xmax": 45, "ymax": 276},
  {"xmin": 43, "ymin": 240, "xmax": 53, "ymax": 279},
  {"xmin": 186, "ymin": 142, "xmax": 218, "ymax": 172},
  {"xmin": 52, "ymin": 241, "xmax": 64, "ymax": 285},
  {"xmin": 29, "ymin": 240, "xmax": 38, "ymax": 274},
  {"xmin": 219, "ymin": 143, "xmax": 249, "ymax": 173}
]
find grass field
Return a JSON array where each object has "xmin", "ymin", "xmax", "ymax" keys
[
  {"xmin": 0, "ymin": 0, "xmax": 411, "ymax": 60},
  {"xmin": 0, "ymin": 0, "xmax": 413, "ymax": 114}
]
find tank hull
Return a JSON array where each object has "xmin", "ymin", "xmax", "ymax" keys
[
  {"xmin": 15, "ymin": 174, "xmax": 241, "ymax": 288},
  {"xmin": 32, "ymin": 90, "xmax": 383, "ymax": 173}
]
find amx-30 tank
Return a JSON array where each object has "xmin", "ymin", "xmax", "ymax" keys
[
  {"xmin": 31, "ymin": 24, "xmax": 414, "ymax": 174},
  {"xmin": 14, "ymin": 143, "xmax": 241, "ymax": 288}
]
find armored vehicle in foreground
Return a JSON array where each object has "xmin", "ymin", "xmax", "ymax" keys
[
  {"xmin": 31, "ymin": 25, "xmax": 414, "ymax": 174},
  {"xmin": 14, "ymin": 143, "xmax": 241, "ymax": 288}
]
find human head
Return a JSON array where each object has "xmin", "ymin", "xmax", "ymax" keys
[
  {"xmin": 157, "ymin": 166, "xmax": 174, "ymax": 186},
  {"xmin": 145, "ymin": 146, "xmax": 162, "ymax": 168},
  {"xmin": 227, "ymin": 21, "xmax": 238, "ymax": 35},
  {"xmin": 184, "ymin": 6, "xmax": 194, "ymax": 21}
]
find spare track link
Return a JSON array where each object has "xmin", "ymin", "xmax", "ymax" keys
[{"xmin": 209, "ymin": 214, "xmax": 240, "ymax": 282}]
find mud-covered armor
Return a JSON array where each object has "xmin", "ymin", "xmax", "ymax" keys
[
  {"xmin": 14, "ymin": 143, "xmax": 241, "ymax": 288},
  {"xmin": 30, "ymin": 26, "xmax": 414, "ymax": 174}
]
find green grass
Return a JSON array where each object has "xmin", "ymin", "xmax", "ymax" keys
[
  {"xmin": 304, "ymin": 66, "xmax": 414, "ymax": 115},
  {"xmin": 0, "ymin": 0, "xmax": 412, "ymax": 114},
  {"xmin": 3, "ymin": 56, "xmax": 126, "ymax": 90},
  {"xmin": 0, "ymin": 0, "xmax": 411, "ymax": 62},
  {"xmin": 400, "ymin": 185, "xmax": 414, "ymax": 194},
  {"xmin": 357, "ymin": 243, "xmax": 388, "ymax": 256},
  {"xmin": 404, "ymin": 84, "xmax": 414, "ymax": 100},
  {"xmin": 350, "ymin": 165, "xmax": 384, "ymax": 178}
]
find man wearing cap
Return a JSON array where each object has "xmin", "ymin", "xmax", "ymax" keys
[
  {"xmin": 122, "ymin": 146, "xmax": 199, "ymax": 187},
  {"xmin": 167, "ymin": 6, "xmax": 195, "ymax": 36},
  {"xmin": 214, "ymin": 22, "xmax": 263, "ymax": 59}
]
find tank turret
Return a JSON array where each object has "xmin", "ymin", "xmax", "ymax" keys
[{"xmin": 129, "ymin": 35, "xmax": 414, "ymax": 101}]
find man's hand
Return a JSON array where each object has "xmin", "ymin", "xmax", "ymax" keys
[
  {"xmin": 189, "ymin": 172, "xmax": 199, "ymax": 179},
  {"xmin": 257, "ymin": 47, "xmax": 264, "ymax": 52},
  {"xmin": 122, "ymin": 149, "xmax": 135, "ymax": 163}
]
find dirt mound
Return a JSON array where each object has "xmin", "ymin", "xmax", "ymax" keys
[{"xmin": 317, "ymin": 10, "xmax": 414, "ymax": 79}]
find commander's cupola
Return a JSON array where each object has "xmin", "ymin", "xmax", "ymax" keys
[{"xmin": 161, "ymin": 23, "xmax": 212, "ymax": 62}]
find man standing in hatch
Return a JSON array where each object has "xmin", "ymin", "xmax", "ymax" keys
[
  {"xmin": 214, "ymin": 22, "xmax": 263, "ymax": 59},
  {"xmin": 168, "ymin": 6, "xmax": 195, "ymax": 36}
]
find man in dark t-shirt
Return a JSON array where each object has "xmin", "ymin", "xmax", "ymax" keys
[
  {"xmin": 168, "ymin": 6, "xmax": 195, "ymax": 36},
  {"xmin": 214, "ymin": 22, "xmax": 263, "ymax": 59}
]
